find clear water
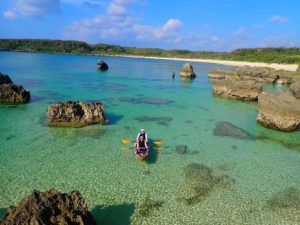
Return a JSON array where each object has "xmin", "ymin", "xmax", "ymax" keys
[{"xmin": 0, "ymin": 52, "xmax": 299, "ymax": 224}]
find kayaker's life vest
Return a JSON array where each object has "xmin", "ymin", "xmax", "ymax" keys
[
  {"xmin": 137, "ymin": 132, "xmax": 147, "ymax": 141},
  {"xmin": 138, "ymin": 139, "xmax": 146, "ymax": 148}
]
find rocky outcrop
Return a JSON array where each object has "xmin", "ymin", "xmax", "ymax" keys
[
  {"xmin": 0, "ymin": 73, "xmax": 30, "ymax": 104},
  {"xmin": 208, "ymin": 69, "xmax": 237, "ymax": 80},
  {"xmin": 290, "ymin": 78, "xmax": 300, "ymax": 99},
  {"xmin": 257, "ymin": 92, "xmax": 300, "ymax": 132},
  {"xmin": 180, "ymin": 63, "xmax": 196, "ymax": 79},
  {"xmin": 212, "ymin": 79, "xmax": 262, "ymax": 101},
  {"xmin": 48, "ymin": 101, "xmax": 107, "ymax": 127},
  {"xmin": 0, "ymin": 73, "xmax": 13, "ymax": 85},
  {"xmin": 0, "ymin": 189, "xmax": 96, "ymax": 225},
  {"xmin": 237, "ymin": 66, "xmax": 278, "ymax": 83},
  {"xmin": 96, "ymin": 60, "xmax": 109, "ymax": 71}
]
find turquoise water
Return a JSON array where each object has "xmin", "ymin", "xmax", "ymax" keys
[{"xmin": 0, "ymin": 51, "xmax": 299, "ymax": 224}]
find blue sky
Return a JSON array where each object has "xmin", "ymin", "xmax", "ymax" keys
[{"xmin": 0, "ymin": 0, "xmax": 299, "ymax": 51}]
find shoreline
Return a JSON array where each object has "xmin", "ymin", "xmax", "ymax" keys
[
  {"xmin": 3, "ymin": 50, "xmax": 299, "ymax": 71},
  {"xmin": 109, "ymin": 54, "xmax": 299, "ymax": 71}
]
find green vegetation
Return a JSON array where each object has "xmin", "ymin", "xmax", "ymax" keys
[{"xmin": 1, "ymin": 39, "xmax": 300, "ymax": 64}]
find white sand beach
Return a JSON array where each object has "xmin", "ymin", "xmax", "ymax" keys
[{"xmin": 112, "ymin": 55, "xmax": 299, "ymax": 71}]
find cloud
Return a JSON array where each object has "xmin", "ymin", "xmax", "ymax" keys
[
  {"xmin": 4, "ymin": 0, "xmax": 61, "ymax": 19},
  {"xmin": 262, "ymin": 34, "xmax": 295, "ymax": 47},
  {"xmin": 253, "ymin": 25, "xmax": 263, "ymax": 31},
  {"xmin": 133, "ymin": 19, "xmax": 183, "ymax": 43},
  {"xmin": 3, "ymin": 10, "xmax": 17, "ymax": 19},
  {"xmin": 108, "ymin": 2, "xmax": 127, "ymax": 16},
  {"xmin": 64, "ymin": 0, "xmax": 223, "ymax": 50},
  {"xmin": 270, "ymin": 15, "xmax": 288, "ymax": 24},
  {"xmin": 233, "ymin": 26, "xmax": 250, "ymax": 41}
]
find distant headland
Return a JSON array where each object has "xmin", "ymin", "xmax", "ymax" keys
[{"xmin": 0, "ymin": 39, "xmax": 299, "ymax": 71}]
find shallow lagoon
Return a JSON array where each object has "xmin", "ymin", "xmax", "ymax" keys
[{"xmin": 0, "ymin": 52, "xmax": 299, "ymax": 224}]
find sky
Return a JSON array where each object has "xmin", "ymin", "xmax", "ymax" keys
[{"xmin": 0, "ymin": 0, "xmax": 299, "ymax": 51}]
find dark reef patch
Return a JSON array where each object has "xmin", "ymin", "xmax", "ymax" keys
[
  {"xmin": 185, "ymin": 120, "xmax": 193, "ymax": 124},
  {"xmin": 265, "ymin": 187, "xmax": 300, "ymax": 222},
  {"xmin": 18, "ymin": 78, "xmax": 44, "ymax": 87},
  {"xmin": 176, "ymin": 163, "xmax": 234, "ymax": 206},
  {"xmin": 213, "ymin": 121, "xmax": 253, "ymax": 140},
  {"xmin": 119, "ymin": 97, "xmax": 173, "ymax": 105},
  {"xmin": 91, "ymin": 203, "xmax": 135, "ymax": 225},
  {"xmin": 135, "ymin": 116, "xmax": 172, "ymax": 126},
  {"xmin": 255, "ymin": 134, "xmax": 300, "ymax": 152},
  {"xmin": 6, "ymin": 135, "xmax": 16, "ymax": 141},
  {"xmin": 135, "ymin": 196, "xmax": 164, "ymax": 218},
  {"xmin": 175, "ymin": 145, "xmax": 187, "ymax": 154}
]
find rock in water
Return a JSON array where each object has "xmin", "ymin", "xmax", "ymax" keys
[
  {"xmin": 0, "ymin": 189, "xmax": 96, "ymax": 225},
  {"xmin": 213, "ymin": 121, "xmax": 253, "ymax": 139},
  {"xmin": 96, "ymin": 60, "xmax": 109, "ymax": 71},
  {"xmin": 290, "ymin": 78, "xmax": 300, "ymax": 99},
  {"xmin": 237, "ymin": 66, "xmax": 277, "ymax": 83},
  {"xmin": 0, "ymin": 73, "xmax": 13, "ymax": 85},
  {"xmin": 48, "ymin": 101, "xmax": 107, "ymax": 127},
  {"xmin": 212, "ymin": 79, "xmax": 262, "ymax": 101},
  {"xmin": 176, "ymin": 145, "xmax": 187, "ymax": 154},
  {"xmin": 0, "ymin": 83, "xmax": 30, "ymax": 104},
  {"xmin": 257, "ymin": 92, "xmax": 300, "ymax": 132},
  {"xmin": 208, "ymin": 69, "xmax": 237, "ymax": 80},
  {"xmin": 180, "ymin": 63, "xmax": 196, "ymax": 79},
  {"xmin": 0, "ymin": 73, "xmax": 30, "ymax": 104}
]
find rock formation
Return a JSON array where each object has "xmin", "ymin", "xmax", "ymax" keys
[
  {"xmin": 236, "ymin": 66, "xmax": 278, "ymax": 83},
  {"xmin": 257, "ymin": 92, "xmax": 300, "ymax": 132},
  {"xmin": 212, "ymin": 79, "xmax": 262, "ymax": 101},
  {"xmin": 48, "ymin": 101, "xmax": 107, "ymax": 127},
  {"xmin": 290, "ymin": 78, "xmax": 300, "ymax": 99},
  {"xmin": 96, "ymin": 60, "xmax": 109, "ymax": 71},
  {"xmin": 208, "ymin": 66, "xmax": 297, "ymax": 85},
  {"xmin": 0, "ymin": 189, "xmax": 96, "ymax": 225},
  {"xmin": 180, "ymin": 63, "xmax": 196, "ymax": 79},
  {"xmin": 0, "ymin": 73, "xmax": 13, "ymax": 84},
  {"xmin": 208, "ymin": 69, "xmax": 237, "ymax": 80},
  {"xmin": 0, "ymin": 73, "xmax": 30, "ymax": 104}
]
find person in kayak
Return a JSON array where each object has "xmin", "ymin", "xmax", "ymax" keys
[
  {"xmin": 136, "ymin": 136, "xmax": 149, "ymax": 154},
  {"xmin": 136, "ymin": 129, "xmax": 148, "ymax": 143}
]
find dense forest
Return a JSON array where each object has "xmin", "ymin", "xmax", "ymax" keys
[{"xmin": 1, "ymin": 39, "xmax": 300, "ymax": 64}]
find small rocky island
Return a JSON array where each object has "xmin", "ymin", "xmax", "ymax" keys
[
  {"xmin": 180, "ymin": 63, "xmax": 196, "ymax": 79},
  {"xmin": 0, "ymin": 189, "xmax": 96, "ymax": 225},
  {"xmin": 48, "ymin": 101, "xmax": 107, "ymax": 127},
  {"xmin": 0, "ymin": 72, "xmax": 30, "ymax": 104},
  {"xmin": 209, "ymin": 66, "xmax": 300, "ymax": 132},
  {"xmin": 257, "ymin": 78, "xmax": 300, "ymax": 132},
  {"xmin": 96, "ymin": 60, "xmax": 109, "ymax": 71}
]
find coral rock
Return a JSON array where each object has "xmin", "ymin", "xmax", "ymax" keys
[
  {"xmin": 0, "ymin": 189, "xmax": 96, "ymax": 225},
  {"xmin": 48, "ymin": 101, "xmax": 107, "ymax": 127}
]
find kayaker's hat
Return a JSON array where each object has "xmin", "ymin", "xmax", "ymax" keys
[{"xmin": 141, "ymin": 129, "xmax": 144, "ymax": 132}]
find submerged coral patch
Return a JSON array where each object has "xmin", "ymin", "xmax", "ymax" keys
[
  {"xmin": 213, "ymin": 121, "xmax": 253, "ymax": 140},
  {"xmin": 175, "ymin": 145, "xmax": 187, "ymax": 154},
  {"xmin": 265, "ymin": 187, "xmax": 300, "ymax": 222},
  {"xmin": 176, "ymin": 163, "xmax": 234, "ymax": 205},
  {"xmin": 135, "ymin": 196, "xmax": 164, "ymax": 218},
  {"xmin": 119, "ymin": 96, "xmax": 173, "ymax": 105},
  {"xmin": 135, "ymin": 116, "xmax": 173, "ymax": 126}
]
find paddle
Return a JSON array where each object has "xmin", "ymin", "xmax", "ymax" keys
[{"xmin": 121, "ymin": 139, "xmax": 162, "ymax": 145}]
